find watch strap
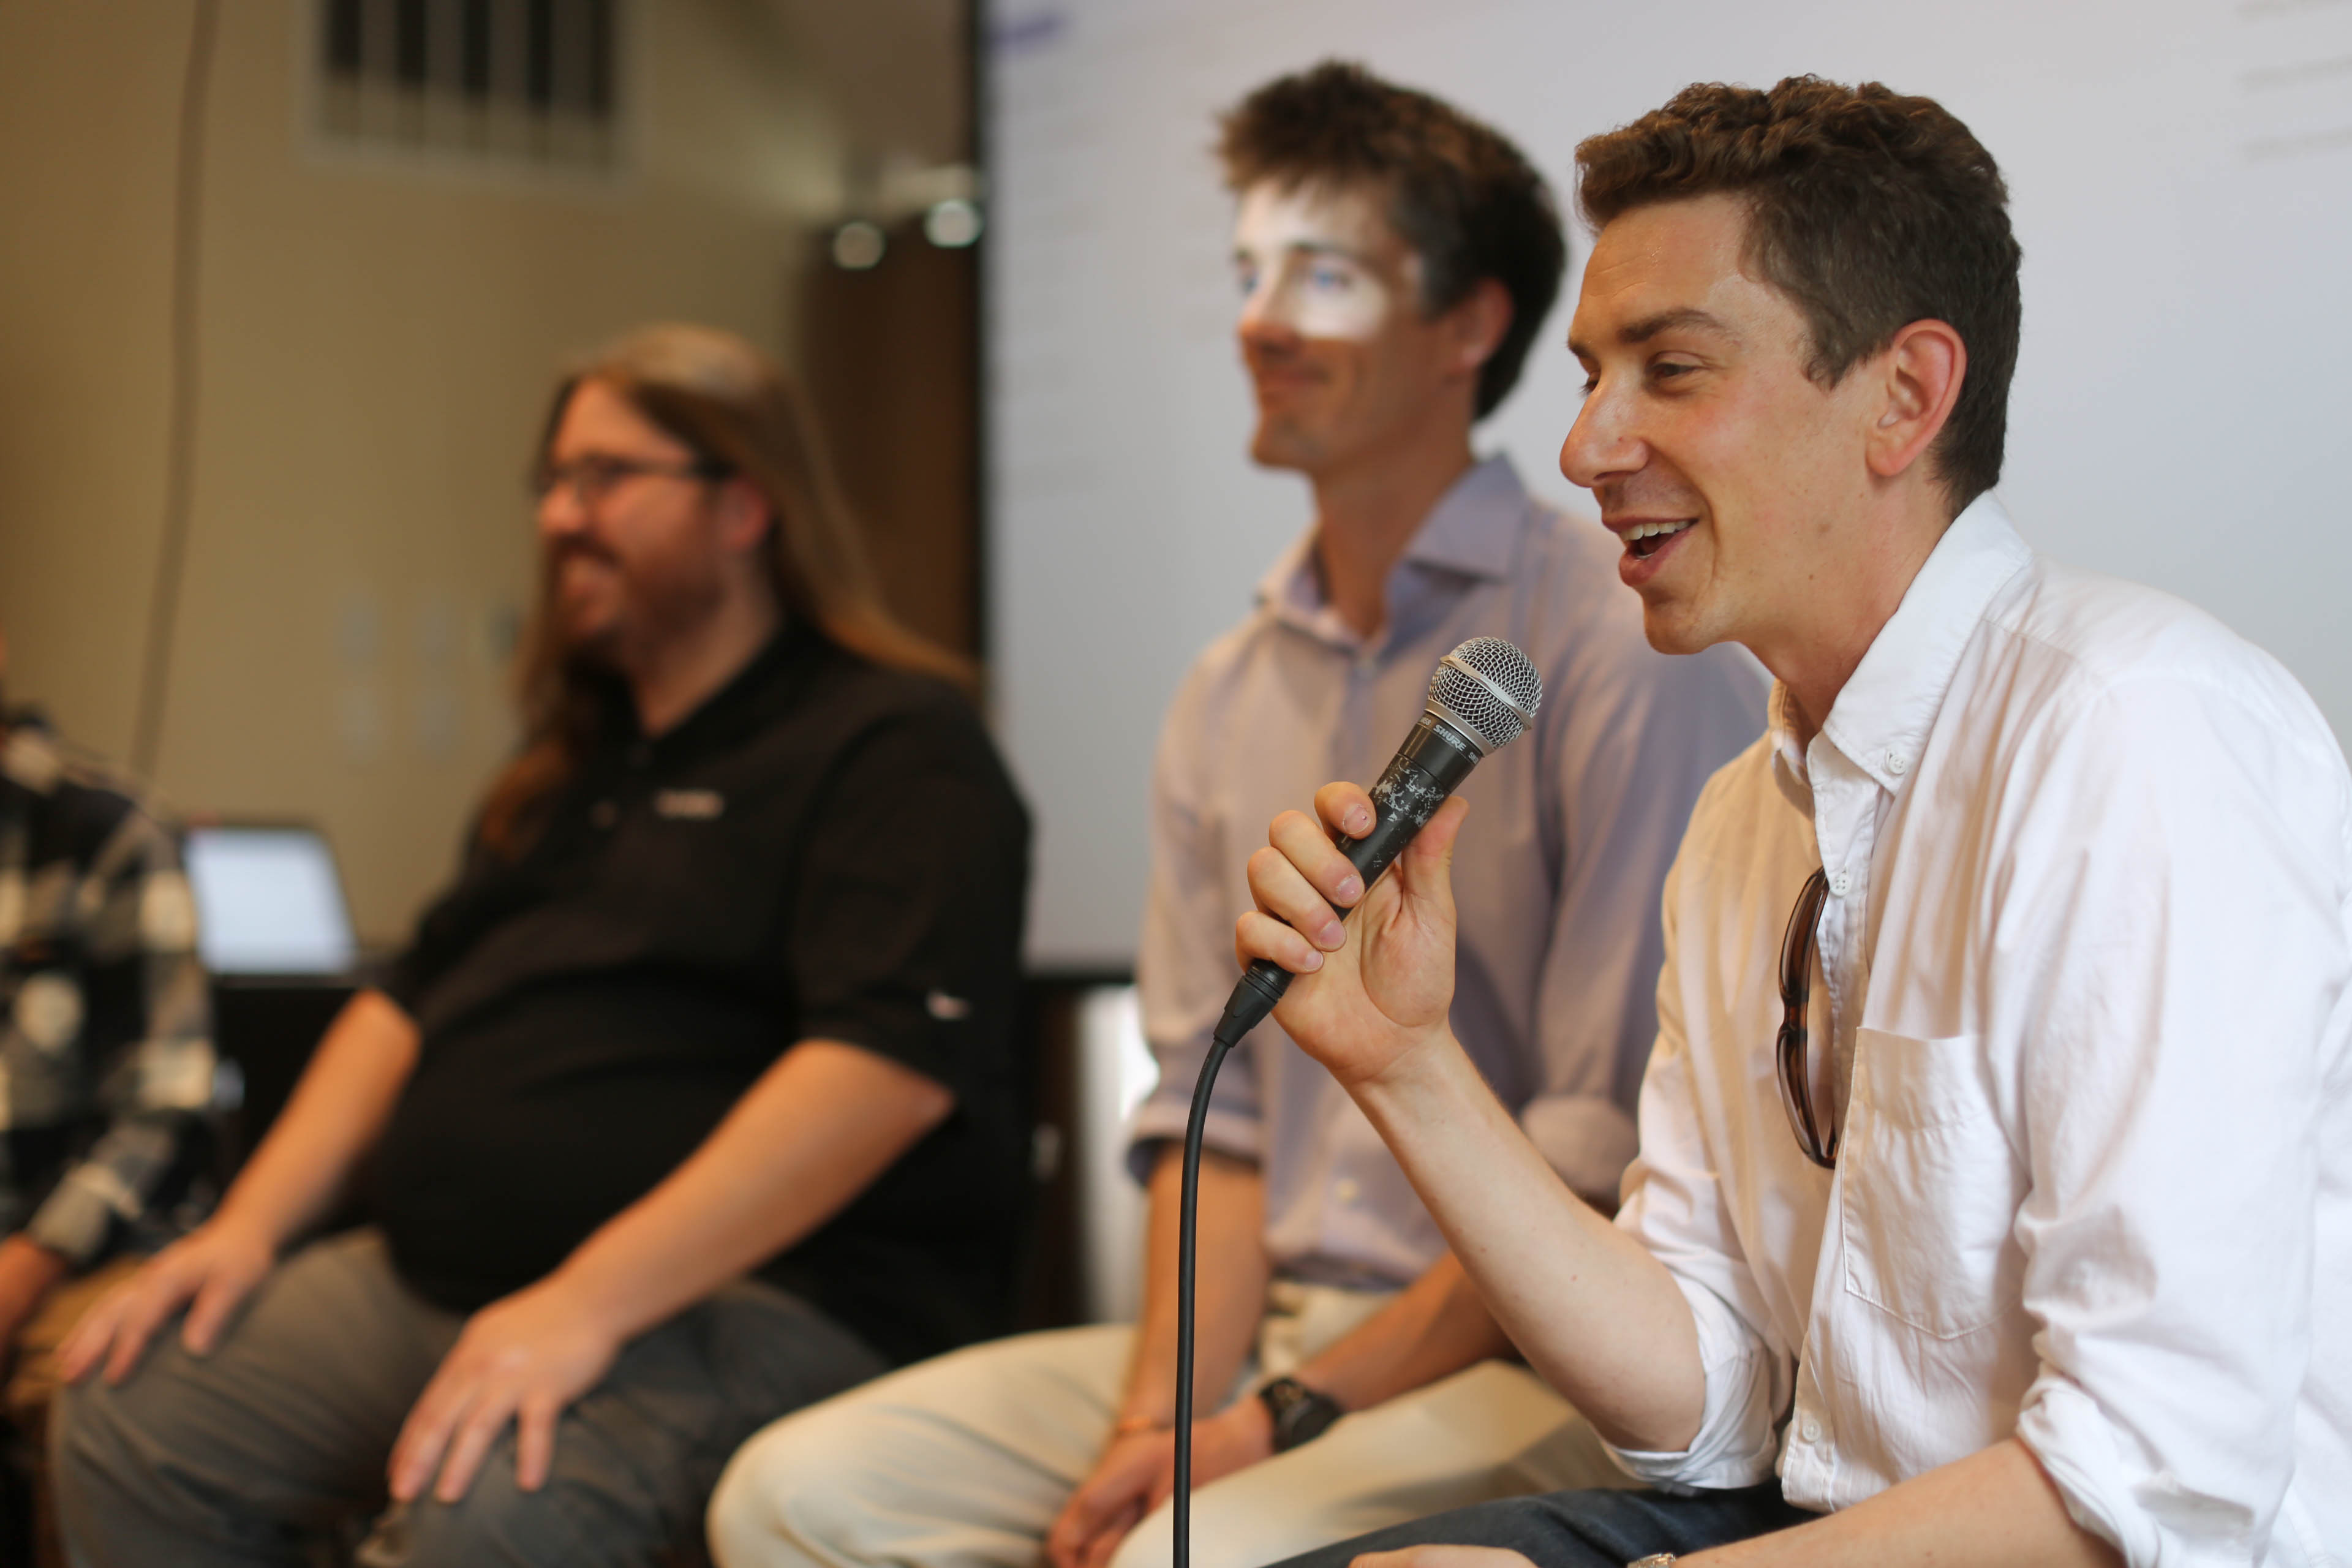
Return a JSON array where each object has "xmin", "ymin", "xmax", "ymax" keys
[{"xmin": 1256, "ymin": 1376, "xmax": 1344, "ymax": 1452}]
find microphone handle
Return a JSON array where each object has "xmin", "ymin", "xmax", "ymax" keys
[
  {"xmin": 1174, "ymin": 710, "xmax": 1482, "ymax": 1568},
  {"xmin": 1208, "ymin": 710, "xmax": 1484, "ymax": 1050}
]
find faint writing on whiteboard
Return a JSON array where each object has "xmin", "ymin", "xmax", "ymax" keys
[
  {"xmin": 2237, "ymin": 0, "xmax": 2352, "ymax": 158},
  {"xmin": 993, "ymin": 10, "xmax": 1069, "ymax": 55}
]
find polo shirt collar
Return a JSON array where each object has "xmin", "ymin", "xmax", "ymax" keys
[
  {"xmin": 1256, "ymin": 453, "xmax": 1529, "ymax": 653},
  {"xmin": 621, "ymin": 619, "xmax": 819, "ymax": 763},
  {"xmin": 1798, "ymin": 491, "xmax": 2035, "ymax": 796}
]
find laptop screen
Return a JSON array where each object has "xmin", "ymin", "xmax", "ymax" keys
[{"xmin": 184, "ymin": 824, "xmax": 359, "ymax": 976}]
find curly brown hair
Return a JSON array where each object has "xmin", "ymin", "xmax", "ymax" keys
[
  {"xmin": 1218, "ymin": 61, "xmax": 1566, "ymax": 420},
  {"xmin": 1578, "ymin": 77, "xmax": 2022, "ymax": 511}
]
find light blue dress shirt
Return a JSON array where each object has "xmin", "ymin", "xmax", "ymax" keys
[{"xmin": 1128, "ymin": 455, "xmax": 1765, "ymax": 1289}]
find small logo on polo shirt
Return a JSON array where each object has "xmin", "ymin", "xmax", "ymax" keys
[
  {"xmin": 654, "ymin": 788, "xmax": 725, "ymax": 820},
  {"xmin": 926, "ymin": 990, "xmax": 973, "ymax": 1021}
]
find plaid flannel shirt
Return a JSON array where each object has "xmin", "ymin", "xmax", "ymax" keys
[{"xmin": 0, "ymin": 712, "xmax": 216, "ymax": 1268}]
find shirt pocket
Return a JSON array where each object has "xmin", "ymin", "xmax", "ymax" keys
[{"xmin": 1839, "ymin": 1028, "xmax": 2024, "ymax": 1340}]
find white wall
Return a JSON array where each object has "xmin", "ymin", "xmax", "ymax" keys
[
  {"xmin": 0, "ymin": 0, "xmax": 840, "ymax": 945},
  {"xmin": 986, "ymin": 0, "xmax": 2352, "ymax": 968}
]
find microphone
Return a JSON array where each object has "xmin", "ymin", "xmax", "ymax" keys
[
  {"xmin": 1209, "ymin": 635, "xmax": 1546, "ymax": 1050},
  {"xmin": 1170, "ymin": 637, "xmax": 1543, "ymax": 1568}
]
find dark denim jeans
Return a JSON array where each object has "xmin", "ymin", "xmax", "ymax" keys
[{"xmin": 1262, "ymin": 1482, "xmax": 1814, "ymax": 1568}]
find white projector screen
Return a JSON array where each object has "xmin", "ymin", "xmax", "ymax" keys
[{"xmin": 985, "ymin": 0, "xmax": 2352, "ymax": 969}]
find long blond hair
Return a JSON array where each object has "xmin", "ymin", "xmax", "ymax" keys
[{"xmin": 478, "ymin": 323, "xmax": 973, "ymax": 858}]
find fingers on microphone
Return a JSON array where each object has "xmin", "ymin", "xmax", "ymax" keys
[
  {"xmin": 1269, "ymin": 808, "xmax": 1363, "ymax": 910},
  {"xmin": 1251, "ymin": 829, "xmax": 1351, "ymax": 946},
  {"xmin": 1236, "ymin": 910, "xmax": 1323, "ymax": 973},
  {"xmin": 1246, "ymin": 846, "xmax": 1344, "ymax": 952},
  {"xmin": 1314, "ymin": 782, "xmax": 1376, "ymax": 842}
]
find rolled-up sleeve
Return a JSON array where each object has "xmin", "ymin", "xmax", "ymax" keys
[
  {"xmin": 2003, "ymin": 676, "xmax": 2348, "ymax": 1564},
  {"xmin": 786, "ymin": 703, "xmax": 1032, "ymax": 1095},
  {"xmin": 1606, "ymin": 849, "xmax": 1792, "ymax": 1490},
  {"xmin": 1127, "ymin": 668, "xmax": 1264, "ymax": 1180},
  {"xmin": 1521, "ymin": 635, "xmax": 1763, "ymax": 1202}
]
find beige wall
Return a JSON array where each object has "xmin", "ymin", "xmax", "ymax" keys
[{"xmin": 0, "ymin": 0, "xmax": 840, "ymax": 946}]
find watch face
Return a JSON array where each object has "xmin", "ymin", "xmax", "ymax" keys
[{"xmin": 1259, "ymin": 1378, "xmax": 1343, "ymax": 1451}]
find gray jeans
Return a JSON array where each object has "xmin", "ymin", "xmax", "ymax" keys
[{"xmin": 51, "ymin": 1228, "xmax": 886, "ymax": 1568}]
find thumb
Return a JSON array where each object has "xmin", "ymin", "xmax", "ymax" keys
[{"xmin": 1390, "ymin": 795, "xmax": 1468, "ymax": 916}]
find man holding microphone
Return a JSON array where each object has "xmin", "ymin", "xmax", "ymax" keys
[{"xmin": 1232, "ymin": 77, "xmax": 2348, "ymax": 1567}]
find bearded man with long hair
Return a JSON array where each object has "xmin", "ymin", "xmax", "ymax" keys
[{"xmin": 48, "ymin": 325, "xmax": 1033, "ymax": 1568}]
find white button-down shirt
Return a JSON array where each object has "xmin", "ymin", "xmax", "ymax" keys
[{"xmin": 1607, "ymin": 496, "xmax": 2351, "ymax": 1566}]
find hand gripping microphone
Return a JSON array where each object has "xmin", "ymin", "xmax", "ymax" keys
[{"xmin": 1169, "ymin": 638, "xmax": 1544, "ymax": 1568}]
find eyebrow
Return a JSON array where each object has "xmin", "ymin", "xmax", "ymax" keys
[
  {"xmin": 1232, "ymin": 240, "xmax": 1369, "ymax": 266},
  {"xmin": 1569, "ymin": 306, "xmax": 1742, "ymax": 357}
]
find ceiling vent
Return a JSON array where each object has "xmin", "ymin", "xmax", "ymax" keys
[{"xmin": 314, "ymin": 0, "xmax": 623, "ymax": 175}]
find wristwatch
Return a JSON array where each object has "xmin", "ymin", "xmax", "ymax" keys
[
  {"xmin": 1627, "ymin": 1557, "xmax": 1676, "ymax": 1567},
  {"xmin": 1256, "ymin": 1376, "xmax": 1344, "ymax": 1452}
]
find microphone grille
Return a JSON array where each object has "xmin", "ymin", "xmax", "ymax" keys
[{"xmin": 1428, "ymin": 638, "xmax": 1544, "ymax": 753}]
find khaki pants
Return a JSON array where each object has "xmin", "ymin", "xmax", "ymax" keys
[{"xmin": 707, "ymin": 1283, "xmax": 1634, "ymax": 1568}]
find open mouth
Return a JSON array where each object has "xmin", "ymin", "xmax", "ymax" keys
[{"xmin": 1623, "ymin": 519, "xmax": 1695, "ymax": 559}]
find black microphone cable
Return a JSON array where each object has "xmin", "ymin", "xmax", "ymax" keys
[{"xmin": 1168, "ymin": 638, "xmax": 1542, "ymax": 1568}]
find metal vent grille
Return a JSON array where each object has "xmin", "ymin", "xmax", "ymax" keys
[
  {"xmin": 315, "ymin": 0, "xmax": 622, "ymax": 174},
  {"xmin": 1428, "ymin": 638, "xmax": 1543, "ymax": 753}
]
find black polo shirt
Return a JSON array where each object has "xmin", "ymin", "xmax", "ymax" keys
[{"xmin": 372, "ymin": 624, "xmax": 1031, "ymax": 1366}]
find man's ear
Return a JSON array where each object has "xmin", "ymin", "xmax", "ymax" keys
[
  {"xmin": 1446, "ymin": 277, "xmax": 1514, "ymax": 382},
  {"xmin": 714, "ymin": 478, "xmax": 775, "ymax": 556},
  {"xmin": 1864, "ymin": 318, "xmax": 1967, "ymax": 481}
]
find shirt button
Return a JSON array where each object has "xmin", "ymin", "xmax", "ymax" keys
[
  {"xmin": 1799, "ymin": 1414, "xmax": 1822, "ymax": 1444},
  {"xmin": 1333, "ymin": 1178, "xmax": 1360, "ymax": 1204},
  {"xmin": 1828, "ymin": 870, "xmax": 1851, "ymax": 898},
  {"xmin": 1886, "ymin": 752, "xmax": 1909, "ymax": 776},
  {"xmin": 590, "ymin": 800, "xmax": 619, "ymax": 829}
]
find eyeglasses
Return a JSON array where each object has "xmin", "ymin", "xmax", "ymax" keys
[
  {"xmin": 530, "ymin": 454, "xmax": 731, "ymax": 507},
  {"xmin": 1774, "ymin": 866, "xmax": 1839, "ymax": 1169}
]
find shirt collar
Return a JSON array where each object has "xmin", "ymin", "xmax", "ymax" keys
[
  {"xmin": 1256, "ymin": 453, "xmax": 1530, "ymax": 652},
  {"xmin": 1785, "ymin": 491, "xmax": 2034, "ymax": 796},
  {"xmin": 617, "ymin": 619, "xmax": 820, "ymax": 764}
]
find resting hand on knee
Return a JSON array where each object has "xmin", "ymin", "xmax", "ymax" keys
[
  {"xmin": 1047, "ymin": 1400, "xmax": 1276, "ymax": 1568},
  {"xmin": 388, "ymin": 1273, "xmax": 624, "ymax": 1506},
  {"xmin": 56, "ymin": 1215, "xmax": 277, "ymax": 1385}
]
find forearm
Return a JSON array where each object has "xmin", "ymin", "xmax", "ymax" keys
[
  {"xmin": 215, "ymin": 987, "xmax": 419, "ymax": 1249},
  {"xmin": 25, "ymin": 1106, "xmax": 207, "ymax": 1267},
  {"xmin": 1691, "ymin": 1439, "xmax": 2118, "ymax": 1568},
  {"xmin": 0, "ymin": 1234, "xmax": 70, "ymax": 1341},
  {"xmin": 1350, "ymin": 1035, "xmax": 1704, "ymax": 1452},
  {"xmin": 1294, "ymin": 1249, "xmax": 1511, "ymax": 1412},
  {"xmin": 1120, "ymin": 1142, "xmax": 1270, "ymax": 1427},
  {"xmin": 552, "ymin": 1039, "xmax": 952, "ymax": 1342}
]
